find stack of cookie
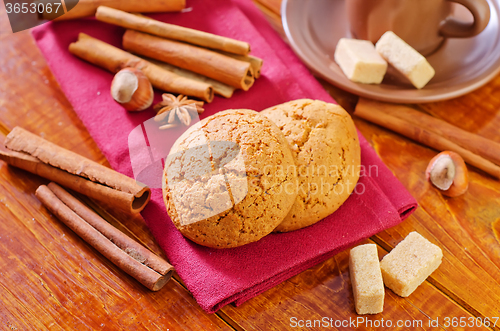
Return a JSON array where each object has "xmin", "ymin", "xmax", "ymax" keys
[{"xmin": 162, "ymin": 99, "xmax": 361, "ymax": 248}]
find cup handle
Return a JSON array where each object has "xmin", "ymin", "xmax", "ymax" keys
[{"xmin": 440, "ymin": 0, "xmax": 490, "ymax": 38}]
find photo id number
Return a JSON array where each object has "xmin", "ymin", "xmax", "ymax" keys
[{"xmin": 5, "ymin": 2, "xmax": 63, "ymax": 14}]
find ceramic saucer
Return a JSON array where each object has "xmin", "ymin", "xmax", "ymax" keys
[{"xmin": 282, "ymin": 0, "xmax": 500, "ymax": 103}]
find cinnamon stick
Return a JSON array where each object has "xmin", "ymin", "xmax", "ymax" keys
[
  {"xmin": 0, "ymin": 127, "xmax": 151, "ymax": 213},
  {"xmin": 42, "ymin": 0, "xmax": 186, "ymax": 21},
  {"xmin": 145, "ymin": 58, "xmax": 235, "ymax": 98},
  {"xmin": 0, "ymin": 148, "xmax": 144, "ymax": 212},
  {"xmin": 354, "ymin": 100, "xmax": 500, "ymax": 179},
  {"xmin": 216, "ymin": 51, "xmax": 264, "ymax": 78},
  {"xmin": 69, "ymin": 33, "xmax": 214, "ymax": 102},
  {"xmin": 123, "ymin": 30, "xmax": 255, "ymax": 91},
  {"xmin": 36, "ymin": 184, "xmax": 172, "ymax": 291},
  {"xmin": 357, "ymin": 99, "xmax": 500, "ymax": 167},
  {"xmin": 48, "ymin": 182, "xmax": 173, "ymax": 275},
  {"xmin": 96, "ymin": 7, "xmax": 250, "ymax": 56}
]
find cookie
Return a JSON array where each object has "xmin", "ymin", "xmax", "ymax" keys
[
  {"xmin": 163, "ymin": 109, "xmax": 298, "ymax": 248},
  {"xmin": 261, "ymin": 99, "xmax": 361, "ymax": 232}
]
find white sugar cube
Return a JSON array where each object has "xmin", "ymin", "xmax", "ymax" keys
[
  {"xmin": 334, "ymin": 38, "xmax": 388, "ymax": 84},
  {"xmin": 349, "ymin": 244, "xmax": 385, "ymax": 314},
  {"xmin": 380, "ymin": 232, "xmax": 443, "ymax": 297},
  {"xmin": 375, "ymin": 31, "xmax": 435, "ymax": 89}
]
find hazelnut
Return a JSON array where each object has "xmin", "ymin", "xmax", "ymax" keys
[
  {"xmin": 426, "ymin": 151, "xmax": 468, "ymax": 197},
  {"xmin": 111, "ymin": 68, "xmax": 153, "ymax": 111}
]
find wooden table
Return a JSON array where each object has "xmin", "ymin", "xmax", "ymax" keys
[{"xmin": 1, "ymin": 0, "xmax": 500, "ymax": 330}]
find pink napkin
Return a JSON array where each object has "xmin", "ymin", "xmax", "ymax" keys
[{"xmin": 32, "ymin": 0, "xmax": 417, "ymax": 313}]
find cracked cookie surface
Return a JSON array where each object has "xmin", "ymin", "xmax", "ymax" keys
[
  {"xmin": 262, "ymin": 99, "xmax": 361, "ymax": 232},
  {"xmin": 163, "ymin": 109, "xmax": 298, "ymax": 248}
]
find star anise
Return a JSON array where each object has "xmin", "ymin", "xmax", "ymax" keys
[{"xmin": 154, "ymin": 94, "xmax": 204, "ymax": 129}]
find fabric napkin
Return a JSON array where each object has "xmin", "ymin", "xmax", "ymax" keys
[{"xmin": 31, "ymin": 0, "xmax": 417, "ymax": 313}]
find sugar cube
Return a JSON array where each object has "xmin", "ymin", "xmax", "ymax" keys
[
  {"xmin": 375, "ymin": 31, "xmax": 435, "ymax": 89},
  {"xmin": 380, "ymin": 232, "xmax": 443, "ymax": 297},
  {"xmin": 349, "ymin": 244, "xmax": 385, "ymax": 314},
  {"xmin": 334, "ymin": 38, "xmax": 388, "ymax": 84}
]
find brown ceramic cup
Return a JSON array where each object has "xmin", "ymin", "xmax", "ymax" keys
[{"xmin": 346, "ymin": 0, "xmax": 491, "ymax": 55}]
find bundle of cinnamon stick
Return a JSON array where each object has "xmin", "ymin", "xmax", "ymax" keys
[
  {"xmin": 69, "ymin": 6, "xmax": 264, "ymax": 101},
  {"xmin": 36, "ymin": 183, "xmax": 173, "ymax": 291},
  {"xmin": 0, "ymin": 128, "xmax": 172, "ymax": 290},
  {"xmin": 0, "ymin": 127, "xmax": 151, "ymax": 214},
  {"xmin": 354, "ymin": 98, "xmax": 500, "ymax": 179},
  {"xmin": 69, "ymin": 33, "xmax": 214, "ymax": 102}
]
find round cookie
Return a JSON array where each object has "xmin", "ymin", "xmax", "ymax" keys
[
  {"xmin": 261, "ymin": 99, "xmax": 361, "ymax": 232},
  {"xmin": 163, "ymin": 109, "xmax": 298, "ymax": 248}
]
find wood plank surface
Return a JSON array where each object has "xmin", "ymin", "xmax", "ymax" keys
[
  {"xmin": 226, "ymin": 1, "xmax": 500, "ymax": 330},
  {"xmin": 0, "ymin": 5, "xmax": 233, "ymax": 330},
  {"xmin": 357, "ymin": 113, "xmax": 500, "ymax": 323},
  {"xmin": 219, "ymin": 239, "xmax": 489, "ymax": 331},
  {"xmin": 0, "ymin": 0, "xmax": 500, "ymax": 330}
]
